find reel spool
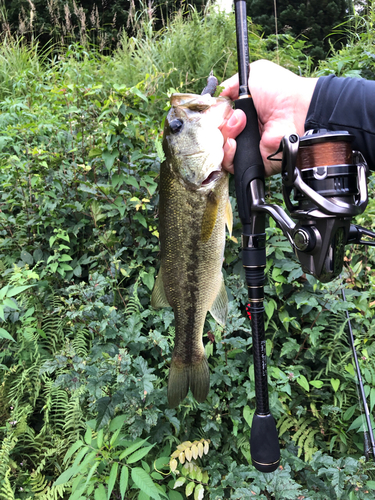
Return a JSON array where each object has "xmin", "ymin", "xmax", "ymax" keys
[{"xmin": 279, "ymin": 130, "xmax": 368, "ymax": 282}]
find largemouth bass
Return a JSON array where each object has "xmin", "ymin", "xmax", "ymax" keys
[{"xmin": 151, "ymin": 93, "xmax": 233, "ymax": 408}]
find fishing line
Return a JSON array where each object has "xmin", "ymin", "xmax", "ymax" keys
[{"xmin": 341, "ymin": 283, "xmax": 375, "ymax": 459}]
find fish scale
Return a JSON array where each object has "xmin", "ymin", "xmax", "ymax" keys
[{"xmin": 152, "ymin": 93, "xmax": 233, "ymax": 407}]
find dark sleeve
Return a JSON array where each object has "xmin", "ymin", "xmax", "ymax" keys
[{"xmin": 305, "ymin": 75, "xmax": 375, "ymax": 170}]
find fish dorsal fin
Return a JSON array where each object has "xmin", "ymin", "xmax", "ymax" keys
[
  {"xmin": 151, "ymin": 268, "xmax": 170, "ymax": 308},
  {"xmin": 209, "ymin": 274, "xmax": 228, "ymax": 326},
  {"xmin": 225, "ymin": 199, "xmax": 233, "ymax": 237}
]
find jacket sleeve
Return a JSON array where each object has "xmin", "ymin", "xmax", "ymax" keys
[{"xmin": 305, "ymin": 74, "xmax": 375, "ymax": 170}]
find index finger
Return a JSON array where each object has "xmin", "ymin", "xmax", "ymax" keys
[{"xmin": 220, "ymin": 74, "xmax": 239, "ymax": 101}]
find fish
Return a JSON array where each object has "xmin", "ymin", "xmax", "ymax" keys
[{"xmin": 151, "ymin": 92, "xmax": 233, "ymax": 408}]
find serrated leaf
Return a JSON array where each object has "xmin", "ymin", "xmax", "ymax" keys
[
  {"xmin": 186, "ymin": 481, "xmax": 195, "ymax": 497},
  {"xmin": 131, "ymin": 467, "xmax": 160, "ymax": 500},
  {"xmin": 120, "ymin": 465, "xmax": 129, "ymax": 500},
  {"xmin": 107, "ymin": 462, "xmax": 118, "ymax": 499}
]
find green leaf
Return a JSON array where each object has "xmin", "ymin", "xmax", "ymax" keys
[
  {"xmin": 21, "ymin": 250, "xmax": 34, "ymax": 265},
  {"xmin": 297, "ymin": 375, "xmax": 309, "ymax": 392},
  {"xmin": 119, "ymin": 438, "xmax": 149, "ymax": 459},
  {"xmin": 367, "ymin": 480, "xmax": 375, "ymax": 490},
  {"xmin": 131, "ymin": 467, "xmax": 160, "ymax": 500},
  {"xmin": 243, "ymin": 405, "xmax": 254, "ymax": 427},
  {"xmin": 59, "ymin": 254, "xmax": 73, "ymax": 262},
  {"xmin": 95, "ymin": 484, "xmax": 107, "ymax": 500},
  {"xmin": 97, "ymin": 429, "xmax": 104, "ymax": 449},
  {"xmin": 0, "ymin": 327, "xmax": 15, "ymax": 342},
  {"xmin": 107, "ymin": 462, "xmax": 118, "ymax": 500},
  {"xmin": 310, "ymin": 380, "xmax": 324, "ymax": 389},
  {"xmin": 126, "ymin": 444, "xmax": 155, "ymax": 464},
  {"xmin": 120, "ymin": 465, "xmax": 129, "ymax": 500},
  {"xmin": 194, "ymin": 484, "xmax": 204, "ymax": 500},
  {"xmin": 6, "ymin": 285, "xmax": 33, "ymax": 298},
  {"xmin": 64, "ymin": 440, "xmax": 84, "ymax": 464},
  {"xmin": 102, "ymin": 149, "xmax": 119, "ymax": 171},
  {"xmin": 3, "ymin": 298, "xmax": 19, "ymax": 310},
  {"xmin": 54, "ymin": 466, "xmax": 76, "ymax": 486},
  {"xmin": 84, "ymin": 427, "xmax": 92, "ymax": 445},
  {"xmin": 174, "ymin": 477, "xmax": 186, "ymax": 488},
  {"xmin": 331, "ymin": 378, "xmax": 340, "ymax": 393},
  {"xmin": 84, "ymin": 461, "xmax": 99, "ymax": 490},
  {"xmin": 169, "ymin": 492, "xmax": 184, "ymax": 500},
  {"xmin": 185, "ymin": 481, "xmax": 195, "ymax": 497}
]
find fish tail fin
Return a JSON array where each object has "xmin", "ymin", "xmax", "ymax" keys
[
  {"xmin": 168, "ymin": 357, "xmax": 210, "ymax": 408},
  {"xmin": 190, "ymin": 356, "xmax": 210, "ymax": 403}
]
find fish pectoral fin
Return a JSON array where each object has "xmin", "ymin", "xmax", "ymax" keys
[
  {"xmin": 225, "ymin": 198, "xmax": 233, "ymax": 237},
  {"xmin": 200, "ymin": 191, "xmax": 219, "ymax": 242},
  {"xmin": 168, "ymin": 356, "xmax": 210, "ymax": 408},
  {"xmin": 151, "ymin": 269, "xmax": 170, "ymax": 309},
  {"xmin": 209, "ymin": 275, "xmax": 228, "ymax": 326}
]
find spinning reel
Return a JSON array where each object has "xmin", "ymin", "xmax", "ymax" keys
[{"xmin": 258, "ymin": 129, "xmax": 375, "ymax": 282}]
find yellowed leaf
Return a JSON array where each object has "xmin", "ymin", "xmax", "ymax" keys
[
  {"xmin": 179, "ymin": 451, "xmax": 185, "ymax": 464},
  {"xmin": 191, "ymin": 444, "xmax": 198, "ymax": 460},
  {"xmin": 170, "ymin": 458, "xmax": 178, "ymax": 472},
  {"xmin": 203, "ymin": 440, "xmax": 209, "ymax": 455},
  {"xmin": 185, "ymin": 447, "xmax": 192, "ymax": 462}
]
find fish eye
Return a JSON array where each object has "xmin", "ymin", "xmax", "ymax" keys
[{"xmin": 169, "ymin": 118, "xmax": 184, "ymax": 134}]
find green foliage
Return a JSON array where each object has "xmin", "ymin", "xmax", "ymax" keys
[
  {"xmin": 246, "ymin": 0, "xmax": 350, "ymax": 60},
  {"xmin": 1, "ymin": 5, "xmax": 375, "ymax": 500}
]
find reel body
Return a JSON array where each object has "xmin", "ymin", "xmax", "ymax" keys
[{"xmin": 265, "ymin": 129, "xmax": 371, "ymax": 282}]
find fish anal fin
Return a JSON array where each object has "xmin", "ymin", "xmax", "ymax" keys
[
  {"xmin": 209, "ymin": 275, "xmax": 228, "ymax": 326},
  {"xmin": 225, "ymin": 198, "xmax": 233, "ymax": 237},
  {"xmin": 151, "ymin": 269, "xmax": 170, "ymax": 309}
]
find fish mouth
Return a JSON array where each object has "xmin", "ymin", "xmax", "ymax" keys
[{"xmin": 201, "ymin": 169, "xmax": 222, "ymax": 186}]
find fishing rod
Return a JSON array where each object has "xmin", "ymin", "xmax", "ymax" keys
[
  {"xmin": 233, "ymin": 0, "xmax": 375, "ymax": 472},
  {"xmin": 233, "ymin": 0, "xmax": 280, "ymax": 473}
]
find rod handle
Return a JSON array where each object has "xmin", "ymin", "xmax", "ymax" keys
[
  {"xmin": 250, "ymin": 413, "xmax": 281, "ymax": 472},
  {"xmin": 234, "ymin": 97, "xmax": 265, "ymax": 226}
]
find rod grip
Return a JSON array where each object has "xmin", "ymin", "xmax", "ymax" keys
[
  {"xmin": 234, "ymin": 97, "xmax": 265, "ymax": 226},
  {"xmin": 250, "ymin": 413, "xmax": 281, "ymax": 472}
]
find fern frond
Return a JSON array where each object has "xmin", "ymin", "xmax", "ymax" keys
[{"xmin": 0, "ymin": 467, "xmax": 15, "ymax": 500}]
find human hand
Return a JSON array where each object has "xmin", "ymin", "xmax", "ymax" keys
[{"xmin": 221, "ymin": 59, "xmax": 318, "ymax": 176}]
